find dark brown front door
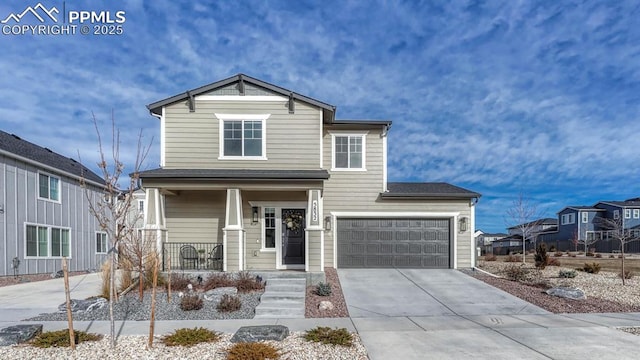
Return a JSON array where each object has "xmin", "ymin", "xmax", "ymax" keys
[{"xmin": 282, "ymin": 208, "xmax": 305, "ymax": 265}]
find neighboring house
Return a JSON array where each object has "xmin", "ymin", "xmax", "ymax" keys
[
  {"xmin": 138, "ymin": 74, "xmax": 480, "ymax": 277},
  {"xmin": 476, "ymin": 232, "xmax": 508, "ymax": 255},
  {"xmin": 491, "ymin": 235, "xmax": 523, "ymax": 255},
  {"xmin": 538, "ymin": 199, "xmax": 640, "ymax": 253},
  {"xmin": 506, "ymin": 217, "xmax": 557, "ymax": 251},
  {"xmin": 0, "ymin": 130, "xmax": 106, "ymax": 276}
]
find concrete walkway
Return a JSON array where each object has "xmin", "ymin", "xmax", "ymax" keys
[{"xmin": 1, "ymin": 271, "xmax": 639, "ymax": 359}]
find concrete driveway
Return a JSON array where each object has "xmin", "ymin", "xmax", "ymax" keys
[{"xmin": 338, "ymin": 269, "xmax": 640, "ymax": 360}]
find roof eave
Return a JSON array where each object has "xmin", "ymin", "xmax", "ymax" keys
[{"xmin": 380, "ymin": 192, "xmax": 481, "ymax": 200}]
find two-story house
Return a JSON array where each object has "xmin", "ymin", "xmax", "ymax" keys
[
  {"xmin": 0, "ymin": 130, "xmax": 106, "ymax": 276},
  {"xmin": 139, "ymin": 74, "xmax": 480, "ymax": 279}
]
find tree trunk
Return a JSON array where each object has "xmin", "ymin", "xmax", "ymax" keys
[
  {"xmin": 621, "ymin": 244, "xmax": 626, "ymax": 286},
  {"xmin": 62, "ymin": 258, "xmax": 75, "ymax": 350},
  {"xmin": 148, "ymin": 255, "xmax": 158, "ymax": 348},
  {"xmin": 109, "ymin": 250, "xmax": 116, "ymax": 348},
  {"xmin": 138, "ymin": 256, "xmax": 144, "ymax": 300},
  {"xmin": 166, "ymin": 254, "xmax": 171, "ymax": 302}
]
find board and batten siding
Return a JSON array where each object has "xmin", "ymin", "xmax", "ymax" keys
[
  {"xmin": 321, "ymin": 127, "xmax": 474, "ymax": 269},
  {"xmin": 0, "ymin": 154, "xmax": 106, "ymax": 276},
  {"xmin": 163, "ymin": 98, "xmax": 323, "ymax": 169}
]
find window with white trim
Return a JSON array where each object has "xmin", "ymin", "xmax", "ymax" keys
[
  {"xmin": 614, "ymin": 210, "xmax": 620, "ymax": 219},
  {"xmin": 561, "ymin": 213, "xmax": 575, "ymax": 225},
  {"xmin": 581, "ymin": 212, "xmax": 589, "ymax": 223},
  {"xmin": 634, "ymin": 209, "xmax": 640, "ymax": 219},
  {"xmin": 331, "ymin": 133, "xmax": 367, "ymax": 170},
  {"xmin": 96, "ymin": 232, "xmax": 108, "ymax": 254},
  {"xmin": 624, "ymin": 209, "xmax": 631, "ymax": 219},
  {"xmin": 38, "ymin": 173, "xmax": 60, "ymax": 201},
  {"xmin": 138, "ymin": 200, "xmax": 144, "ymax": 212},
  {"xmin": 26, "ymin": 224, "xmax": 70, "ymax": 258},
  {"xmin": 263, "ymin": 207, "xmax": 276, "ymax": 250},
  {"xmin": 217, "ymin": 114, "xmax": 269, "ymax": 159}
]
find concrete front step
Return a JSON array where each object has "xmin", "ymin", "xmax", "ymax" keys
[{"xmin": 254, "ymin": 276, "xmax": 307, "ymax": 319}]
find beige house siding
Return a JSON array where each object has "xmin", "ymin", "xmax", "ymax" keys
[
  {"xmin": 164, "ymin": 191, "xmax": 225, "ymax": 244},
  {"xmin": 164, "ymin": 99, "xmax": 322, "ymax": 169}
]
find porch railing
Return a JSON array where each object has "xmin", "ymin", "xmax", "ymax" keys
[{"xmin": 161, "ymin": 242, "xmax": 223, "ymax": 271}]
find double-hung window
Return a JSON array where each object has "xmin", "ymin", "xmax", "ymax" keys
[
  {"xmin": 96, "ymin": 232, "xmax": 108, "ymax": 254},
  {"xmin": 634, "ymin": 209, "xmax": 640, "ymax": 219},
  {"xmin": 26, "ymin": 224, "xmax": 70, "ymax": 258},
  {"xmin": 217, "ymin": 114, "xmax": 269, "ymax": 159},
  {"xmin": 581, "ymin": 212, "xmax": 589, "ymax": 223},
  {"xmin": 39, "ymin": 173, "xmax": 60, "ymax": 201},
  {"xmin": 624, "ymin": 209, "xmax": 631, "ymax": 219},
  {"xmin": 331, "ymin": 132, "xmax": 367, "ymax": 170}
]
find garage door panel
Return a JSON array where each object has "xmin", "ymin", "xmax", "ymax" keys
[{"xmin": 337, "ymin": 218, "xmax": 451, "ymax": 269}]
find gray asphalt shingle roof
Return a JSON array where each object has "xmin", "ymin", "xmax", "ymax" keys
[
  {"xmin": 382, "ymin": 182, "xmax": 481, "ymax": 199},
  {"xmin": 0, "ymin": 130, "xmax": 104, "ymax": 184}
]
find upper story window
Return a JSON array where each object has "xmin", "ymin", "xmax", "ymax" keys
[
  {"xmin": 581, "ymin": 212, "xmax": 589, "ymax": 223},
  {"xmin": 138, "ymin": 200, "xmax": 145, "ymax": 212},
  {"xmin": 331, "ymin": 132, "xmax": 367, "ymax": 171},
  {"xmin": 624, "ymin": 209, "xmax": 631, "ymax": 219},
  {"xmin": 634, "ymin": 209, "xmax": 640, "ymax": 219},
  {"xmin": 216, "ymin": 113, "xmax": 269, "ymax": 160},
  {"xmin": 561, "ymin": 213, "xmax": 575, "ymax": 225},
  {"xmin": 38, "ymin": 173, "xmax": 60, "ymax": 202},
  {"xmin": 614, "ymin": 210, "xmax": 620, "ymax": 219}
]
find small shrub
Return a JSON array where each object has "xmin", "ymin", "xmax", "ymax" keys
[
  {"xmin": 559, "ymin": 269, "xmax": 577, "ymax": 278},
  {"xmin": 609, "ymin": 254, "xmax": 615, "ymax": 258},
  {"xmin": 217, "ymin": 294, "xmax": 241, "ymax": 312},
  {"xmin": 203, "ymin": 273, "xmax": 235, "ymax": 290},
  {"xmin": 180, "ymin": 294, "xmax": 204, "ymax": 311},
  {"xmin": 549, "ymin": 245, "xmax": 556, "ymax": 252},
  {"xmin": 586, "ymin": 252, "xmax": 595, "ymax": 257},
  {"xmin": 484, "ymin": 253, "xmax": 497, "ymax": 261},
  {"xmin": 162, "ymin": 327, "xmax": 220, "ymax": 347},
  {"xmin": 534, "ymin": 243, "xmax": 549, "ymax": 269},
  {"xmin": 31, "ymin": 329, "xmax": 102, "ymax": 348},
  {"xmin": 554, "ymin": 251, "xmax": 563, "ymax": 257},
  {"xmin": 619, "ymin": 254, "xmax": 624, "ymax": 259},
  {"xmin": 620, "ymin": 270, "xmax": 634, "ymax": 280},
  {"xmin": 504, "ymin": 254, "xmax": 522, "ymax": 263},
  {"xmin": 583, "ymin": 262, "xmax": 601, "ymax": 274},
  {"xmin": 315, "ymin": 282, "xmax": 332, "ymax": 296},
  {"xmin": 570, "ymin": 253, "xmax": 577, "ymax": 258},
  {"xmin": 304, "ymin": 327, "xmax": 353, "ymax": 347},
  {"xmin": 235, "ymin": 271, "xmax": 265, "ymax": 293},
  {"xmin": 99, "ymin": 261, "xmax": 111, "ymax": 299},
  {"xmin": 227, "ymin": 342, "xmax": 281, "ymax": 360},
  {"xmin": 168, "ymin": 274, "xmax": 192, "ymax": 292},
  {"xmin": 595, "ymin": 253, "xmax": 602, "ymax": 258},
  {"xmin": 546, "ymin": 258, "xmax": 561, "ymax": 267},
  {"xmin": 503, "ymin": 264, "xmax": 528, "ymax": 282}
]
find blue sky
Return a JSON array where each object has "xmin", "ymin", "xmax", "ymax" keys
[{"xmin": 1, "ymin": 0, "xmax": 639, "ymax": 233}]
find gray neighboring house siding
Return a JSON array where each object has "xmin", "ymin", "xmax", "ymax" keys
[{"xmin": 0, "ymin": 131, "xmax": 106, "ymax": 276}]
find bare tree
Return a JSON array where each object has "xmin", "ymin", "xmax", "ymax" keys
[
  {"xmin": 80, "ymin": 112, "xmax": 152, "ymax": 348},
  {"xmin": 596, "ymin": 216, "xmax": 640, "ymax": 285},
  {"xmin": 505, "ymin": 193, "xmax": 543, "ymax": 264},
  {"xmin": 571, "ymin": 228, "xmax": 599, "ymax": 255}
]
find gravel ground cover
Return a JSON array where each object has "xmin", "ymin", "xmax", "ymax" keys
[{"xmin": 305, "ymin": 267, "xmax": 349, "ymax": 318}]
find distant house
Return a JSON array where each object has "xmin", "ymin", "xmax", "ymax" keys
[
  {"xmin": 475, "ymin": 231, "xmax": 508, "ymax": 254},
  {"xmin": 0, "ymin": 130, "xmax": 106, "ymax": 276},
  {"xmin": 538, "ymin": 199, "xmax": 640, "ymax": 253},
  {"xmin": 491, "ymin": 234, "xmax": 523, "ymax": 255}
]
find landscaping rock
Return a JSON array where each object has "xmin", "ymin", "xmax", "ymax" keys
[
  {"xmin": 51, "ymin": 270, "xmax": 64, "ymax": 278},
  {"xmin": 204, "ymin": 287, "xmax": 237, "ymax": 301},
  {"xmin": 0, "ymin": 324, "xmax": 42, "ymax": 346},
  {"xmin": 546, "ymin": 287, "xmax": 586, "ymax": 300},
  {"xmin": 230, "ymin": 325, "xmax": 289, "ymax": 343},
  {"xmin": 57, "ymin": 297, "xmax": 107, "ymax": 313},
  {"xmin": 319, "ymin": 301, "xmax": 334, "ymax": 311}
]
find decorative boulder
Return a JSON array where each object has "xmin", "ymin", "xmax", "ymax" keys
[
  {"xmin": 546, "ymin": 287, "xmax": 586, "ymax": 300},
  {"xmin": 231, "ymin": 325, "xmax": 289, "ymax": 343},
  {"xmin": 0, "ymin": 324, "xmax": 43, "ymax": 346},
  {"xmin": 204, "ymin": 287, "xmax": 238, "ymax": 301},
  {"xmin": 58, "ymin": 297, "xmax": 107, "ymax": 313},
  {"xmin": 319, "ymin": 301, "xmax": 334, "ymax": 311}
]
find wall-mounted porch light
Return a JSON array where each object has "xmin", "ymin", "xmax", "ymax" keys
[
  {"xmin": 325, "ymin": 216, "xmax": 332, "ymax": 230},
  {"xmin": 252, "ymin": 206, "xmax": 259, "ymax": 224},
  {"xmin": 459, "ymin": 217, "xmax": 468, "ymax": 232}
]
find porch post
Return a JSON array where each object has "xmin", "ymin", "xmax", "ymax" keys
[
  {"xmin": 224, "ymin": 188, "xmax": 244, "ymax": 271},
  {"xmin": 143, "ymin": 188, "xmax": 167, "ymax": 255},
  {"xmin": 306, "ymin": 189, "xmax": 324, "ymax": 272}
]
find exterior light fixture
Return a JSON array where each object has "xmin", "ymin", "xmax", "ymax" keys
[
  {"xmin": 252, "ymin": 206, "xmax": 259, "ymax": 224},
  {"xmin": 459, "ymin": 217, "xmax": 468, "ymax": 232},
  {"xmin": 325, "ymin": 216, "xmax": 331, "ymax": 230}
]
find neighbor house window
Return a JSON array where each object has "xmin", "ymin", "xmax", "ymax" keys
[
  {"xmin": 634, "ymin": 209, "xmax": 640, "ymax": 219},
  {"xmin": 96, "ymin": 232, "xmax": 108, "ymax": 254},
  {"xmin": 217, "ymin": 113, "xmax": 269, "ymax": 159},
  {"xmin": 614, "ymin": 210, "xmax": 620, "ymax": 219},
  {"xmin": 331, "ymin": 132, "xmax": 367, "ymax": 170},
  {"xmin": 26, "ymin": 224, "xmax": 70, "ymax": 258},
  {"xmin": 561, "ymin": 213, "xmax": 575, "ymax": 225},
  {"xmin": 138, "ymin": 200, "xmax": 144, "ymax": 212},
  {"xmin": 624, "ymin": 209, "xmax": 631, "ymax": 219},
  {"xmin": 582, "ymin": 212, "xmax": 589, "ymax": 223},
  {"xmin": 38, "ymin": 173, "xmax": 60, "ymax": 201},
  {"xmin": 263, "ymin": 207, "xmax": 276, "ymax": 249}
]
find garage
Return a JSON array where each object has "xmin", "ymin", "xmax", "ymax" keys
[{"xmin": 337, "ymin": 218, "xmax": 451, "ymax": 268}]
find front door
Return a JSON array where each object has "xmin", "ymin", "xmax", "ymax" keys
[{"xmin": 282, "ymin": 208, "xmax": 305, "ymax": 267}]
